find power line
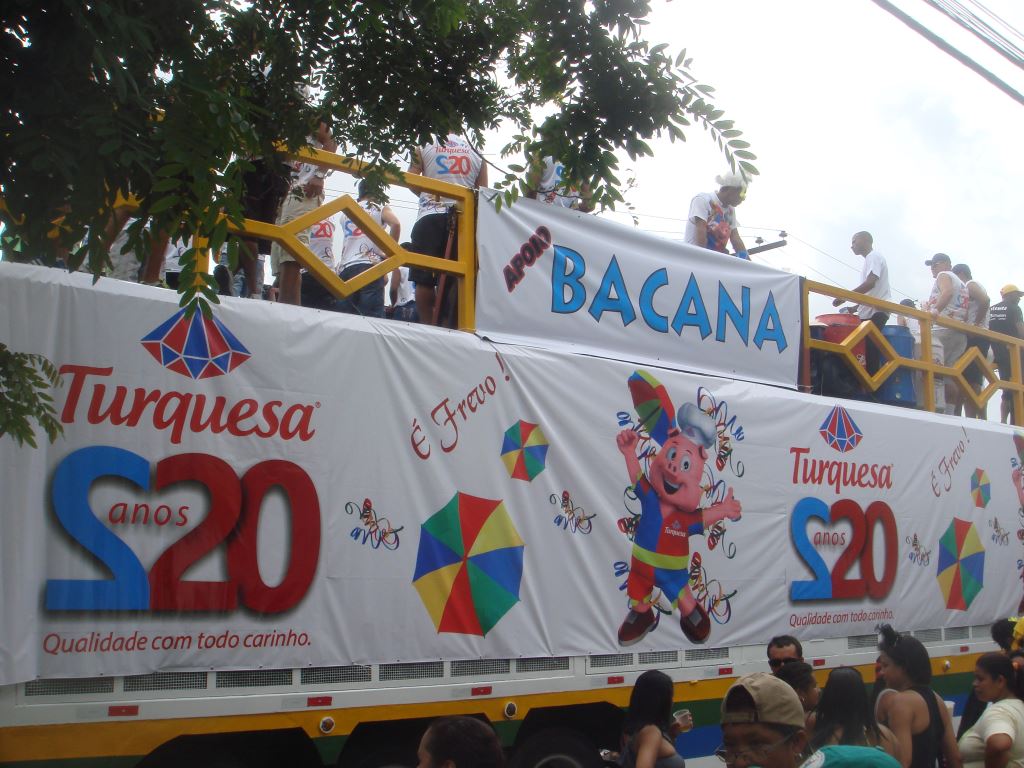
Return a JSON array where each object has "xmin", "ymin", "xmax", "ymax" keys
[
  {"xmin": 870, "ymin": 0, "xmax": 1024, "ymax": 106},
  {"xmin": 965, "ymin": 0, "xmax": 1024, "ymax": 46},
  {"xmin": 921, "ymin": 0, "xmax": 1024, "ymax": 70}
]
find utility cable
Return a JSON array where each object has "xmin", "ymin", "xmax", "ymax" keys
[
  {"xmin": 965, "ymin": 0, "xmax": 1024, "ymax": 46},
  {"xmin": 870, "ymin": 0, "xmax": 1024, "ymax": 107},
  {"xmin": 921, "ymin": 0, "xmax": 1024, "ymax": 70}
]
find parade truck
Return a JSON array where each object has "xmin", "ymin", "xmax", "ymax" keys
[{"xmin": 2, "ymin": 160, "xmax": 1024, "ymax": 768}]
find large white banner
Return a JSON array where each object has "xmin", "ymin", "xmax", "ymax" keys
[
  {"xmin": 476, "ymin": 195, "xmax": 802, "ymax": 388},
  {"xmin": 1, "ymin": 263, "xmax": 1022, "ymax": 685}
]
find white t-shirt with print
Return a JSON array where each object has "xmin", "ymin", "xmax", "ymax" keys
[
  {"xmin": 535, "ymin": 156, "xmax": 580, "ymax": 208},
  {"xmin": 304, "ymin": 216, "xmax": 337, "ymax": 271},
  {"xmin": 416, "ymin": 134, "xmax": 483, "ymax": 218},
  {"xmin": 927, "ymin": 271, "xmax": 970, "ymax": 323},
  {"xmin": 683, "ymin": 191, "xmax": 737, "ymax": 251},
  {"xmin": 338, "ymin": 202, "xmax": 384, "ymax": 270}
]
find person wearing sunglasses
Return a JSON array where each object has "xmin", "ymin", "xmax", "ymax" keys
[
  {"xmin": 768, "ymin": 635, "xmax": 804, "ymax": 672},
  {"xmin": 718, "ymin": 672, "xmax": 808, "ymax": 768}
]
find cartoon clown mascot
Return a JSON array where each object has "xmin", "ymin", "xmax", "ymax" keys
[{"xmin": 616, "ymin": 372, "xmax": 741, "ymax": 646}]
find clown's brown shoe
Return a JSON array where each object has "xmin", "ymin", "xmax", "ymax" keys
[
  {"xmin": 680, "ymin": 602, "xmax": 710, "ymax": 644},
  {"xmin": 617, "ymin": 608, "xmax": 659, "ymax": 646}
]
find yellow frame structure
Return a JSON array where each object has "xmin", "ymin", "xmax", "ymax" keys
[
  {"xmin": 109, "ymin": 148, "xmax": 478, "ymax": 331},
  {"xmin": 802, "ymin": 279, "xmax": 1024, "ymax": 425}
]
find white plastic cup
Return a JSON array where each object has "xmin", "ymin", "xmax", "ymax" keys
[{"xmin": 673, "ymin": 708, "xmax": 693, "ymax": 733}]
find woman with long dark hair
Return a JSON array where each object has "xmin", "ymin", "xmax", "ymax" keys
[
  {"xmin": 876, "ymin": 624, "xmax": 960, "ymax": 768},
  {"xmin": 618, "ymin": 670, "xmax": 687, "ymax": 768},
  {"xmin": 810, "ymin": 666, "xmax": 900, "ymax": 759},
  {"xmin": 958, "ymin": 652, "xmax": 1024, "ymax": 767}
]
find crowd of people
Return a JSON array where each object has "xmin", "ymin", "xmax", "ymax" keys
[{"xmin": 404, "ymin": 620, "xmax": 1024, "ymax": 768}]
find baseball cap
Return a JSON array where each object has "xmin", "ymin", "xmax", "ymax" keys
[
  {"xmin": 924, "ymin": 253, "xmax": 951, "ymax": 266},
  {"xmin": 1002, "ymin": 284, "xmax": 1024, "ymax": 299},
  {"xmin": 800, "ymin": 746, "xmax": 900, "ymax": 768},
  {"xmin": 721, "ymin": 672, "xmax": 806, "ymax": 729}
]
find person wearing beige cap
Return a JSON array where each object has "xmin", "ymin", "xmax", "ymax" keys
[
  {"xmin": 684, "ymin": 171, "xmax": 750, "ymax": 259},
  {"xmin": 988, "ymin": 284, "xmax": 1024, "ymax": 423},
  {"xmin": 718, "ymin": 672, "xmax": 809, "ymax": 767}
]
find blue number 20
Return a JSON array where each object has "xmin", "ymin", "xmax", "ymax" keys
[
  {"xmin": 789, "ymin": 497, "xmax": 833, "ymax": 601},
  {"xmin": 45, "ymin": 446, "xmax": 150, "ymax": 611}
]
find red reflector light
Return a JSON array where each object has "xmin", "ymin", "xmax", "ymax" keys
[
  {"xmin": 471, "ymin": 686, "xmax": 492, "ymax": 696},
  {"xmin": 607, "ymin": 676, "xmax": 624, "ymax": 685},
  {"xmin": 108, "ymin": 705, "xmax": 138, "ymax": 717},
  {"xmin": 813, "ymin": 659, "xmax": 825, "ymax": 667},
  {"xmin": 307, "ymin": 696, "xmax": 332, "ymax": 707},
  {"xmin": 960, "ymin": 646, "xmax": 969, "ymax": 653},
  {"xmin": 718, "ymin": 667, "xmax": 733, "ymax": 676}
]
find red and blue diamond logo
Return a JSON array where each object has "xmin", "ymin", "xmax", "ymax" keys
[
  {"xmin": 818, "ymin": 405, "xmax": 863, "ymax": 453},
  {"xmin": 141, "ymin": 308, "xmax": 250, "ymax": 379}
]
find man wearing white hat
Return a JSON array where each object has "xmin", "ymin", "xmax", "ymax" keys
[{"xmin": 684, "ymin": 172, "xmax": 749, "ymax": 259}]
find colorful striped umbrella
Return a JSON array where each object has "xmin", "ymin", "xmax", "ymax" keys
[
  {"xmin": 970, "ymin": 468, "xmax": 991, "ymax": 508},
  {"xmin": 412, "ymin": 493, "xmax": 524, "ymax": 636},
  {"xmin": 936, "ymin": 517, "xmax": 985, "ymax": 611},
  {"xmin": 500, "ymin": 420, "xmax": 549, "ymax": 481},
  {"xmin": 628, "ymin": 370, "xmax": 675, "ymax": 444}
]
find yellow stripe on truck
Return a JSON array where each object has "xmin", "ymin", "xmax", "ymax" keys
[{"xmin": 0, "ymin": 654, "xmax": 982, "ymax": 763}]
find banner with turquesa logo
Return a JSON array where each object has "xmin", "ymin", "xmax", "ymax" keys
[
  {"xmin": 475, "ymin": 194, "xmax": 802, "ymax": 388},
  {"xmin": 0, "ymin": 262, "xmax": 1021, "ymax": 685}
]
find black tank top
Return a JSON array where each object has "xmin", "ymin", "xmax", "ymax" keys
[{"xmin": 909, "ymin": 685, "xmax": 943, "ymax": 768}]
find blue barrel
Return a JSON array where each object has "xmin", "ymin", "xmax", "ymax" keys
[{"xmin": 877, "ymin": 325, "xmax": 916, "ymax": 406}]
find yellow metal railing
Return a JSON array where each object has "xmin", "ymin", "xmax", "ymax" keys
[
  {"xmin": 802, "ymin": 279, "xmax": 1024, "ymax": 425},
  {"xmin": 109, "ymin": 148, "xmax": 478, "ymax": 330},
  {"xmin": 35, "ymin": 161, "xmax": 1024, "ymax": 425}
]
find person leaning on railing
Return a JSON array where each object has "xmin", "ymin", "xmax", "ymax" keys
[
  {"xmin": 833, "ymin": 231, "xmax": 891, "ymax": 377},
  {"xmin": 269, "ymin": 118, "xmax": 337, "ymax": 306},
  {"xmin": 923, "ymin": 253, "xmax": 970, "ymax": 415},
  {"xmin": 951, "ymin": 263, "xmax": 991, "ymax": 419},
  {"xmin": 989, "ymin": 284, "xmax": 1024, "ymax": 424},
  {"xmin": 407, "ymin": 133, "xmax": 487, "ymax": 326}
]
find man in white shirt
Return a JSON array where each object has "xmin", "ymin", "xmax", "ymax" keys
[
  {"xmin": 833, "ymin": 231, "xmax": 891, "ymax": 376},
  {"xmin": 683, "ymin": 172, "xmax": 749, "ymax": 259}
]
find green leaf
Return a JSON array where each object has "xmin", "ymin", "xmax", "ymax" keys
[
  {"xmin": 152, "ymin": 177, "xmax": 181, "ymax": 193},
  {"xmin": 148, "ymin": 195, "xmax": 180, "ymax": 214}
]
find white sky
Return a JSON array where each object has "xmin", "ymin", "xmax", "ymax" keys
[{"xmin": 328, "ymin": 0, "xmax": 1024, "ymax": 322}]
